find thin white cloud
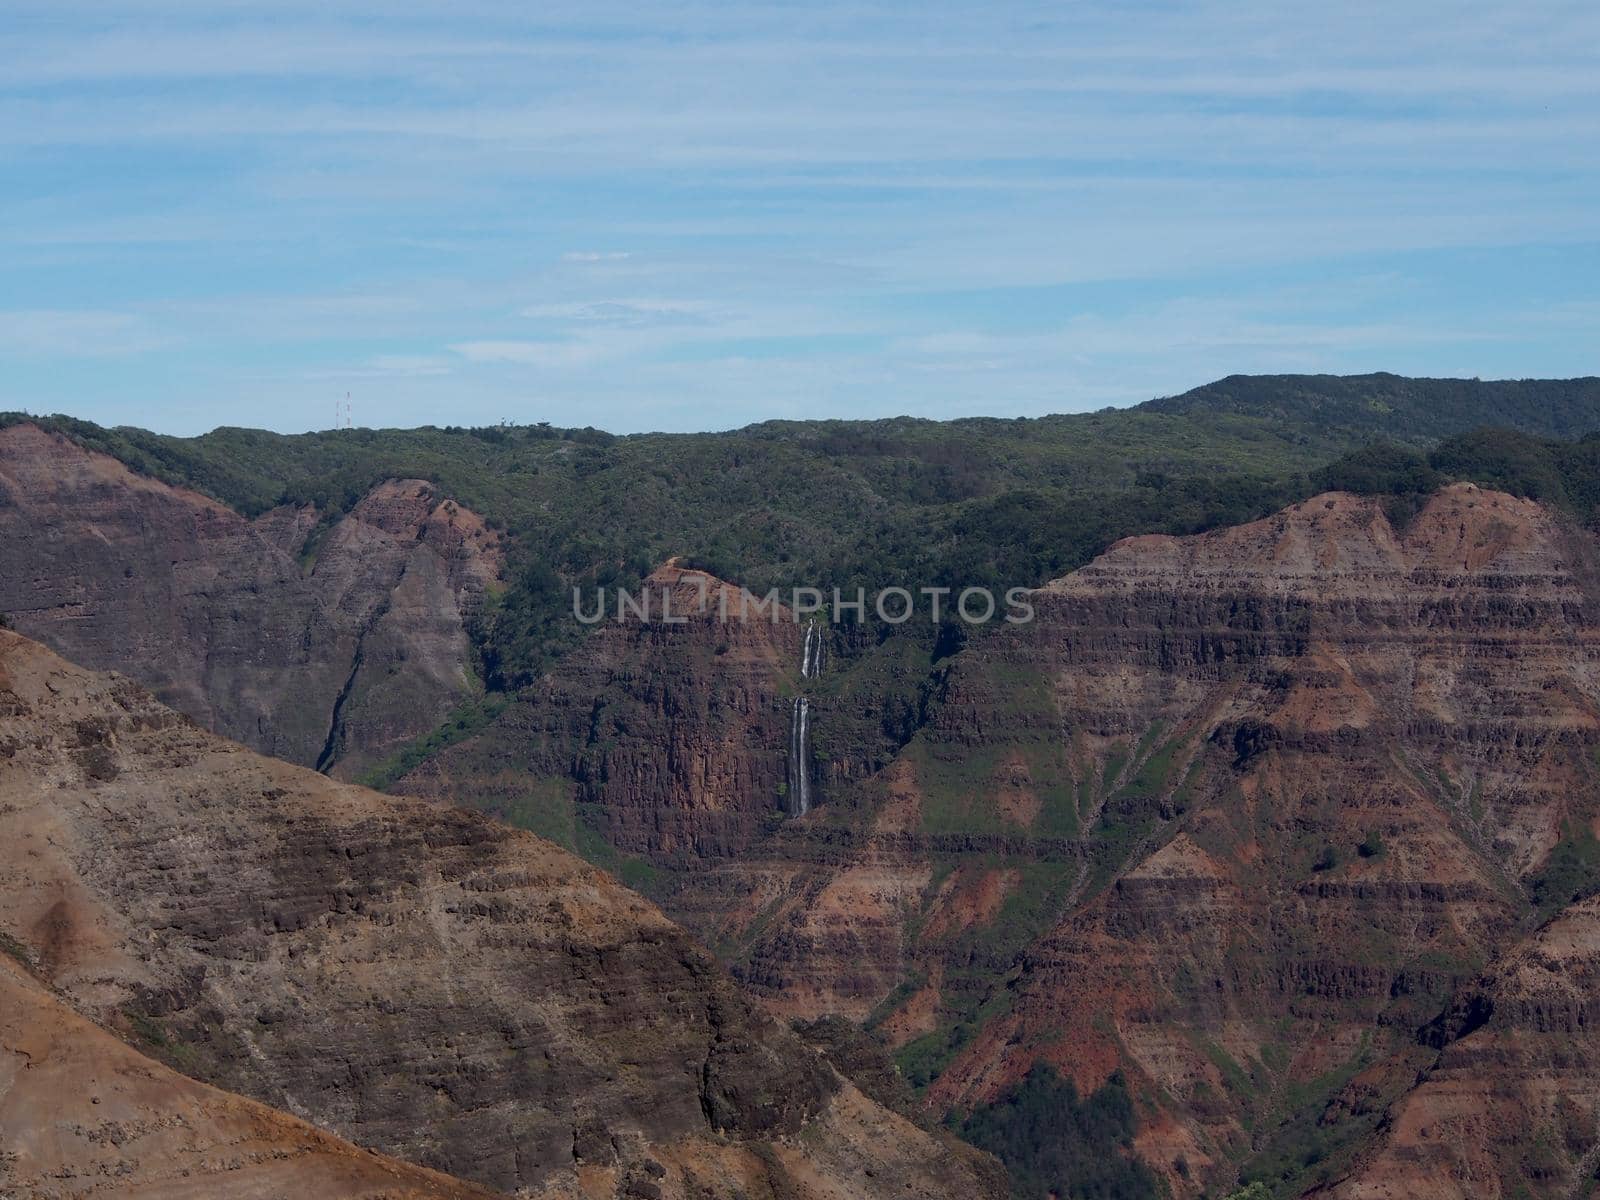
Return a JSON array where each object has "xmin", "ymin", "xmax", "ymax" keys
[
  {"xmin": 519, "ymin": 298, "xmax": 719, "ymax": 326},
  {"xmin": 450, "ymin": 340, "xmax": 603, "ymax": 368},
  {"xmin": 0, "ymin": 310, "xmax": 168, "ymax": 356},
  {"xmin": 301, "ymin": 354, "xmax": 454, "ymax": 379}
]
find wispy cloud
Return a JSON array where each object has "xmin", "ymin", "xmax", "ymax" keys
[
  {"xmin": 0, "ymin": 310, "xmax": 169, "ymax": 356},
  {"xmin": 450, "ymin": 340, "xmax": 604, "ymax": 368},
  {"xmin": 519, "ymin": 298, "xmax": 719, "ymax": 326},
  {"xmin": 302, "ymin": 354, "xmax": 455, "ymax": 380}
]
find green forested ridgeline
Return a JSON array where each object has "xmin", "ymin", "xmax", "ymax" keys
[
  {"xmin": 1141, "ymin": 372, "xmax": 1600, "ymax": 442},
  {"xmin": 8, "ymin": 374, "xmax": 1600, "ymax": 690},
  {"xmin": 0, "ymin": 404, "xmax": 1307, "ymax": 684},
  {"xmin": 1312, "ymin": 428, "xmax": 1600, "ymax": 518}
]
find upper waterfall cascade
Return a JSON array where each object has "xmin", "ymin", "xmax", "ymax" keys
[{"xmin": 801, "ymin": 621, "xmax": 823, "ymax": 678}]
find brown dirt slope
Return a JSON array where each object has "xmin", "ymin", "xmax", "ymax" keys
[{"xmin": 0, "ymin": 955, "xmax": 502, "ymax": 1199}]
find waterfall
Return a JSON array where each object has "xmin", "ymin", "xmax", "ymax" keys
[
  {"xmin": 800, "ymin": 621, "xmax": 823, "ymax": 678},
  {"xmin": 787, "ymin": 696, "xmax": 811, "ymax": 816},
  {"xmin": 787, "ymin": 622, "xmax": 822, "ymax": 816}
]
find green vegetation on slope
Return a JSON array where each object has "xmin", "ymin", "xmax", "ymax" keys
[
  {"xmin": 1228, "ymin": 1040, "xmax": 1399, "ymax": 1200},
  {"xmin": 957, "ymin": 1065, "xmax": 1161, "ymax": 1200},
  {"xmin": 1313, "ymin": 426, "xmax": 1600, "ymax": 525},
  {"xmin": 1529, "ymin": 824, "xmax": 1600, "ymax": 921},
  {"xmin": 358, "ymin": 694, "xmax": 510, "ymax": 792}
]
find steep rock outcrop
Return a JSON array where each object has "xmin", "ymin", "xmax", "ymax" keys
[
  {"xmin": 398, "ymin": 565, "xmax": 952, "ymax": 1020},
  {"xmin": 0, "ymin": 422, "xmax": 501, "ymax": 778},
  {"xmin": 402, "ymin": 563, "xmax": 806, "ymax": 858}
]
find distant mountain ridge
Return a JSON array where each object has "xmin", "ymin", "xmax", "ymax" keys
[{"xmin": 1140, "ymin": 372, "xmax": 1600, "ymax": 441}]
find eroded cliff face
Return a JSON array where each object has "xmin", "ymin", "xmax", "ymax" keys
[
  {"xmin": 395, "ymin": 564, "xmax": 956, "ymax": 1023},
  {"xmin": 906, "ymin": 485, "xmax": 1600, "ymax": 1193},
  {"xmin": 0, "ymin": 422, "xmax": 501, "ymax": 778},
  {"xmin": 400, "ymin": 563, "xmax": 808, "ymax": 859},
  {"xmin": 0, "ymin": 627, "xmax": 1000, "ymax": 1200}
]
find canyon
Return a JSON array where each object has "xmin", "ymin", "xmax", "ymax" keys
[
  {"xmin": 11, "ymin": 401, "xmax": 1600, "ymax": 1196},
  {"xmin": 910, "ymin": 484, "xmax": 1600, "ymax": 1196}
]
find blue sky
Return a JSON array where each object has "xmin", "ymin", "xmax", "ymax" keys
[{"xmin": 2, "ymin": 1, "xmax": 1597, "ymax": 435}]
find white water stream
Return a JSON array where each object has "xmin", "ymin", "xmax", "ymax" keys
[{"xmin": 786, "ymin": 623, "xmax": 823, "ymax": 815}]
